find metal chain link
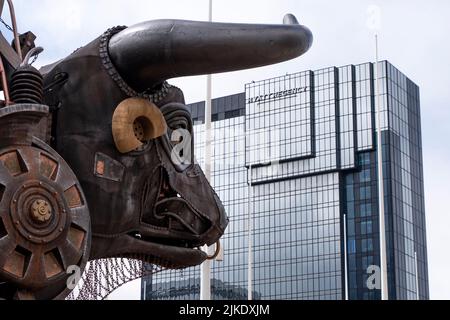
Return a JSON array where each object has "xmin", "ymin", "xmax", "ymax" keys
[
  {"xmin": 67, "ymin": 257, "xmax": 165, "ymax": 300},
  {"xmin": 0, "ymin": 16, "xmax": 14, "ymax": 32}
]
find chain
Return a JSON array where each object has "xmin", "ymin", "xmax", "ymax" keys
[
  {"xmin": 100, "ymin": 26, "xmax": 172, "ymax": 103},
  {"xmin": 0, "ymin": 16, "xmax": 14, "ymax": 33}
]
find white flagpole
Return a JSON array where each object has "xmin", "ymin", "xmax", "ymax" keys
[
  {"xmin": 374, "ymin": 34, "xmax": 389, "ymax": 300},
  {"xmin": 247, "ymin": 165, "xmax": 253, "ymax": 300},
  {"xmin": 200, "ymin": 0, "xmax": 213, "ymax": 301},
  {"xmin": 415, "ymin": 251, "xmax": 420, "ymax": 300},
  {"xmin": 343, "ymin": 214, "xmax": 349, "ymax": 300}
]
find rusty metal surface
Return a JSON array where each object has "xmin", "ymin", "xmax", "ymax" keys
[
  {"xmin": 0, "ymin": 143, "xmax": 90, "ymax": 300},
  {"xmin": 93, "ymin": 152, "xmax": 125, "ymax": 183},
  {"xmin": 0, "ymin": 106, "xmax": 90, "ymax": 300},
  {"xmin": 0, "ymin": 0, "xmax": 22, "ymax": 65},
  {"xmin": 10, "ymin": 65, "xmax": 44, "ymax": 104},
  {"xmin": 0, "ymin": 55, "xmax": 10, "ymax": 104},
  {"xmin": 0, "ymin": 104, "xmax": 49, "ymax": 145}
]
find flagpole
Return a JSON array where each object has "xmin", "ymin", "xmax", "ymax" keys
[
  {"xmin": 200, "ymin": 0, "xmax": 213, "ymax": 301},
  {"xmin": 415, "ymin": 251, "xmax": 420, "ymax": 300},
  {"xmin": 374, "ymin": 34, "xmax": 389, "ymax": 300},
  {"xmin": 247, "ymin": 164, "xmax": 253, "ymax": 300},
  {"xmin": 343, "ymin": 214, "xmax": 349, "ymax": 300}
]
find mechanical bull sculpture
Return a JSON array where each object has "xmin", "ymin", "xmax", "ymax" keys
[{"xmin": 0, "ymin": 12, "xmax": 312, "ymax": 299}]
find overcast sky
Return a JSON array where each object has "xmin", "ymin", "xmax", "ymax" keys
[{"xmin": 6, "ymin": 0, "xmax": 449, "ymax": 300}]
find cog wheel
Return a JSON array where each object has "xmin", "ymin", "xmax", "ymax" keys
[{"xmin": 0, "ymin": 141, "xmax": 91, "ymax": 300}]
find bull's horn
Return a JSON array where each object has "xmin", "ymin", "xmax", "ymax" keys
[
  {"xmin": 112, "ymin": 98, "xmax": 167, "ymax": 153},
  {"xmin": 108, "ymin": 13, "xmax": 313, "ymax": 92}
]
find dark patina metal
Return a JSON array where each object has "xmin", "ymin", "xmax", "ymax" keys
[{"xmin": 0, "ymin": 4, "xmax": 313, "ymax": 300}]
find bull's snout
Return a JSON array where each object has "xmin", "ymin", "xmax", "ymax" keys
[{"xmin": 201, "ymin": 194, "xmax": 229, "ymax": 247}]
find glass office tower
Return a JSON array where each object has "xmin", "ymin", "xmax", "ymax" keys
[{"xmin": 141, "ymin": 61, "xmax": 429, "ymax": 300}]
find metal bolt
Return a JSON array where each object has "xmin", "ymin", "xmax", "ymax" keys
[{"xmin": 30, "ymin": 199, "xmax": 53, "ymax": 223}]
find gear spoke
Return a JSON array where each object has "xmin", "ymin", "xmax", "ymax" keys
[
  {"xmin": 0, "ymin": 163, "xmax": 13, "ymax": 185},
  {"xmin": 0, "ymin": 236, "xmax": 16, "ymax": 266},
  {"xmin": 70, "ymin": 207, "xmax": 90, "ymax": 232},
  {"xmin": 16, "ymin": 147, "xmax": 39, "ymax": 176},
  {"xmin": 55, "ymin": 167, "xmax": 77, "ymax": 192},
  {"xmin": 25, "ymin": 252, "xmax": 46, "ymax": 282},
  {"xmin": 60, "ymin": 240, "xmax": 82, "ymax": 271}
]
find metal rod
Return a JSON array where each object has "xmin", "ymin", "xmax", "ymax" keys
[
  {"xmin": 414, "ymin": 251, "xmax": 420, "ymax": 300},
  {"xmin": 343, "ymin": 214, "xmax": 349, "ymax": 300},
  {"xmin": 374, "ymin": 34, "xmax": 389, "ymax": 300},
  {"xmin": 6, "ymin": 0, "xmax": 23, "ymax": 61},
  {"xmin": 200, "ymin": 0, "xmax": 213, "ymax": 301},
  {"xmin": 247, "ymin": 164, "xmax": 253, "ymax": 301},
  {"xmin": 143, "ymin": 280, "xmax": 147, "ymax": 301},
  {"xmin": 0, "ymin": 55, "xmax": 10, "ymax": 105}
]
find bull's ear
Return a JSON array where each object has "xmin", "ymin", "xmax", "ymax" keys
[{"xmin": 112, "ymin": 98, "xmax": 167, "ymax": 153}]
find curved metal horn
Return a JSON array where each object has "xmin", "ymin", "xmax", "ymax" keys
[{"xmin": 108, "ymin": 13, "xmax": 313, "ymax": 92}]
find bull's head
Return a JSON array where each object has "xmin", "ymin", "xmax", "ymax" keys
[
  {"xmin": 0, "ymin": 14, "xmax": 312, "ymax": 299},
  {"xmin": 43, "ymin": 14, "xmax": 312, "ymax": 266}
]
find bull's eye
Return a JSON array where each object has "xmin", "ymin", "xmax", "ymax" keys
[
  {"xmin": 160, "ymin": 103, "xmax": 195, "ymax": 167},
  {"xmin": 170, "ymin": 129, "xmax": 184, "ymax": 146}
]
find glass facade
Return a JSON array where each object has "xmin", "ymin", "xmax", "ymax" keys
[{"xmin": 141, "ymin": 61, "xmax": 429, "ymax": 300}]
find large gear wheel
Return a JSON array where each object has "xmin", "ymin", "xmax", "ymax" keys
[{"xmin": 0, "ymin": 141, "xmax": 91, "ymax": 300}]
